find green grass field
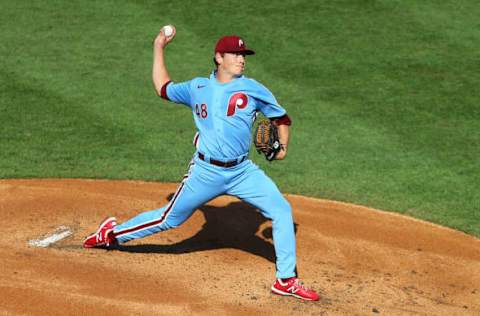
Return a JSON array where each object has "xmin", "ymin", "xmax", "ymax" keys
[{"xmin": 1, "ymin": 1, "xmax": 478, "ymax": 236}]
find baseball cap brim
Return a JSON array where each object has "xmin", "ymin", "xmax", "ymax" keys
[{"xmin": 218, "ymin": 48, "xmax": 255, "ymax": 55}]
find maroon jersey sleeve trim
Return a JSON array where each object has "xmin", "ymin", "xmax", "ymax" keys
[
  {"xmin": 160, "ymin": 80, "xmax": 172, "ymax": 100},
  {"xmin": 271, "ymin": 114, "xmax": 292, "ymax": 126}
]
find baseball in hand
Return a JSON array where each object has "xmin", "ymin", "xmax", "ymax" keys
[{"xmin": 162, "ymin": 25, "xmax": 174, "ymax": 37}]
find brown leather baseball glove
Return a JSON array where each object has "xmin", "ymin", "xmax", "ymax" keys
[{"xmin": 253, "ymin": 120, "xmax": 281, "ymax": 161}]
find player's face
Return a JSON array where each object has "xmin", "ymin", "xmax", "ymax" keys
[{"xmin": 218, "ymin": 52, "xmax": 246, "ymax": 77}]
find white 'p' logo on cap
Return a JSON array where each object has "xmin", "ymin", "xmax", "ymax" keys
[{"xmin": 239, "ymin": 39, "xmax": 244, "ymax": 47}]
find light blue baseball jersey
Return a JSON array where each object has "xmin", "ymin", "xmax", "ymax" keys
[{"xmin": 165, "ymin": 72, "xmax": 287, "ymax": 160}]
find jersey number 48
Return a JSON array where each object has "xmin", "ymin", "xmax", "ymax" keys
[{"xmin": 195, "ymin": 103, "xmax": 208, "ymax": 118}]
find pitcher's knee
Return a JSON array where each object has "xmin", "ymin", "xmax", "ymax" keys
[
  {"xmin": 163, "ymin": 218, "xmax": 179, "ymax": 230},
  {"xmin": 281, "ymin": 197, "xmax": 292, "ymax": 212},
  {"xmin": 273, "ymin": 198, "xmax": 293, "ymax": 220},
  {"xmin": 163, "ymin": 214, "xmax": 191, "ymax": 230}
]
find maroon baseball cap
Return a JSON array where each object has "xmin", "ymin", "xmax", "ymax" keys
[{"xmin": 215, "ymin": 36, "xmax": 255, "ymax": 55}]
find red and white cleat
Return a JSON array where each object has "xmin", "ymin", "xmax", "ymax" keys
[
  {"xmin": 83, "ymin": 217, "xmax": 117, "ymax": 248},
  {"xmin": 271, "ymin": 277, "xmax": 319, "ymax": 301}
]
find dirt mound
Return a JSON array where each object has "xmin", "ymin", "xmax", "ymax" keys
[{"xmin": 1, "ymin": 179, "xmax": 479, "ymax": 315}]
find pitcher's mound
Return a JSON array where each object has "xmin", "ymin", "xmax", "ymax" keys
[{"xmin": 1, "ymin": 179, "xmax": 479, "ymax": 315}]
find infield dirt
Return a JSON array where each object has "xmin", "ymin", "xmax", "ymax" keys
[{"xmin": 0, "ymin": 179, "xmax": 478, "ymax": 315}]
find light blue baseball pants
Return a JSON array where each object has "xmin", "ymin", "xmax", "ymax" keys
[{"xmin": 113, "ymin": 155, "xmax": 296, "ymax": 279}]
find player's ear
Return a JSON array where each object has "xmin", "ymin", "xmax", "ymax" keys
[{"xmin": 214, "ymin": 52, "xmax": 223, "ymax": 66}]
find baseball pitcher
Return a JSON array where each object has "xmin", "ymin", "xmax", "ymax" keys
[{"xmin": 84, "ymin": 25, "xmax": 319, "ymax": 301}]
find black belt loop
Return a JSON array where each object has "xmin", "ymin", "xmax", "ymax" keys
[{"xmin": 198, "ymin": 152, "xmax": 245, "ymax": 168}]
